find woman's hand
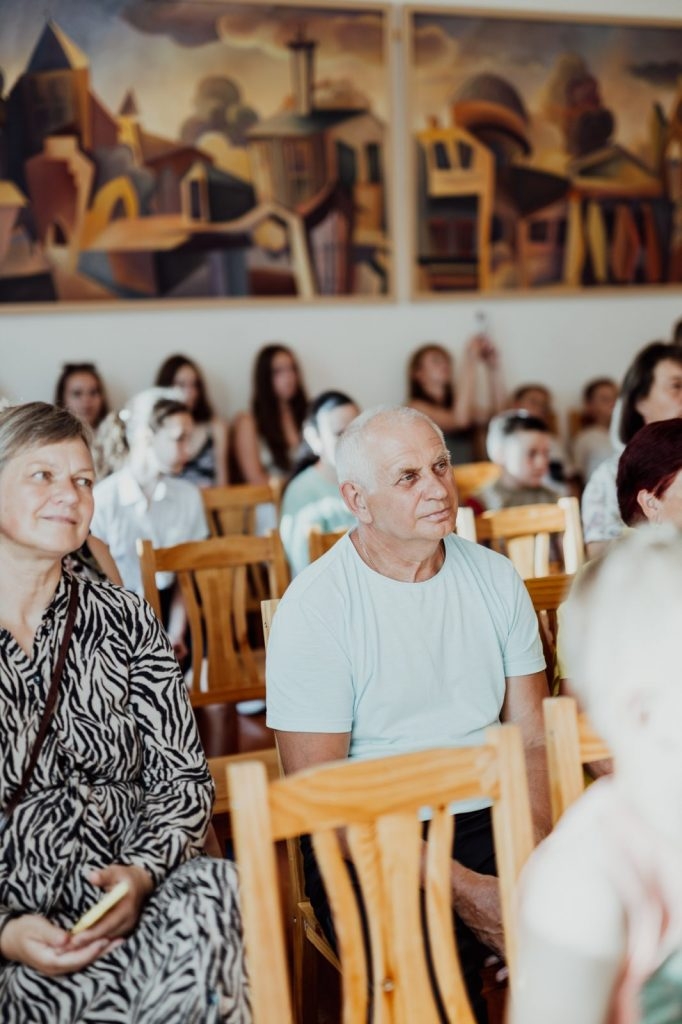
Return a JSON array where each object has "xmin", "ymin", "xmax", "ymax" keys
[
  {"xmin": 70, "ymin": 863, "xmax": 154, "ymax": 945},
  {"xmin": 0, "ymin": 914, "xmax": 121, "ymax": 975}
]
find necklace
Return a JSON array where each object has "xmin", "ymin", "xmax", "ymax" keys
[{"xmin": 357, "ymin": 534, "xmax": 445, "ymax": 581}]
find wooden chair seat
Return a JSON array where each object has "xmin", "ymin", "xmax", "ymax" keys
[
  {"xmin": 228, "ymin": 725, "xmax": 535, "ymax": 1024},
  {"xmin": 476, "ymin": 496, "xmax": 584, "ymax": 579}
]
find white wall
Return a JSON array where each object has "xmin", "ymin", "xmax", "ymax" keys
[{"xmin": 2, "ymin": 0, "xmax": 681, "ymax": 436}]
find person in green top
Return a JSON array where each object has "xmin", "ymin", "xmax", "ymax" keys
[{"xmin": 279, "ymin": 391, "xmax": 359, "ymax": 576}]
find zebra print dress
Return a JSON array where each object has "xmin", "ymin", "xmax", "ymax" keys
[{"xmin": 0, "ymin": 573, "xmax": 251, "ymax": 1023}]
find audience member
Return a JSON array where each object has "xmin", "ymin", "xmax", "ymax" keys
[
  {"xmin": 617, "ymin": 418, "xmax": 682, "ymax": 530},
  {"xmin": 267, "ymin": 405, "xmax": 550, "ymax": 1022},
  {"xmin": 581, "ymin": 342, "xmax": 682, "ymax": 557},
  {"xmin": 571, "ymin": 377, "xmax": 618, "ymax": 483},
  {"xmin": 231, "ymin": 343, "xmax": 308, "ymax": 484},
  {"xmin": 154, "ymin": 354, "xmax": 228, "ymax": 487},
  {"xmin": 54, "ymin": 362, "xmax": 126, "ymax": 480},
  {"xmin": 0, "ymin": 403, "xmax": 249, "ymax": 1022},
  {"xmin": 407, "ymin": 334, "xmax": 505, "ymax": 464},
  {"xmin": 481, "ymin": 412, "xmax": 557, "ymax": 510},
  {"xmin": 512, "ymin": 528, "xmax": 682, "ymax": 1024},
  {"xmin": 510, "ymin": 383, "xmax": 575, "ymax": 490},
  {"xmin": 279, "ymin": 390, "xmax": 359, "ymax": 576},
  {"xmin": 90, "ymin": 389, "xmax": 207, "ymax": 657}
]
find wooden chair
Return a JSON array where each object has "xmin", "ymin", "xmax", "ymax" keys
[
  {"xmin": 137, "ymin": 533, "xmax": 288, "ymax": 711},
  {"xmin": 260, "ymin": 597, "xmax": 341, "ymax": 1023},
  {"xmin": 228, "ymin": 724, "xmax": 535, "ymax": 1024},
  {"xmin": 307, "ymin": 508, "xmax": 477, "ymax": 565},
  {"xmin": 308, "ymin": 524, "xmax": 348, "ymax": 563},
  {"xmin": 202, "ymin": 481, "xmax": 283, "ymax": 537},
  {"xmin": 475, "ymin": 496, "xmax": 585, "ymax": 579},
  {"xmin": 452, "ymin": 461, "xmax": 501, "ymax": 503},
  {"xmin": 524, "ymin": 574, "xmax": 573, "ymax": 690},
  {"xmin": 543, "ymin": 696, "xmax": 612, "ymax": 826}
]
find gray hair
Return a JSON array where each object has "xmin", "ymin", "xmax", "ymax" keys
[
  {"xmin": 335, "ymin": 405, "xmax": 445, "ymax": 491},
  {"xmin": 0, "ymin": 402, "xmax": 91, "ymax": 474},
  {"xmin": 562, "ymin": 525, "xmax": 682, "ymax": 754}
]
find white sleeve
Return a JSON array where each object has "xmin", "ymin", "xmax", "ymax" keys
[
  {"xmin": 186, "ymin": 487, "xmax": 209, "ymax": 541},
  {"xmin": 581, "ymin": 459, "xmax": 623, "ymax": 544},
  {"xmin": 266, "ymin": 591, "xmax": 354, "ymax": 733}
]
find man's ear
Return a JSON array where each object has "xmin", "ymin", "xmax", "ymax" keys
[{"xmin": 340, "ymin": 480, "xmax": 372, "ymax": 523}]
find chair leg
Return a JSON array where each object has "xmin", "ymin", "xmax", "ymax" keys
[{"xmin": 292, "ymin": 913, "xmax": 320, "ymax": 1024}]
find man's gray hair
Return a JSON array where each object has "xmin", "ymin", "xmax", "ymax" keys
[{"xmin": 335, "ymin": 405, "xmax": 446, "ymax": 491}]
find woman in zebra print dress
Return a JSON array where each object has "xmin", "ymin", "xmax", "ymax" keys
[{"xmin": 0, "ymin": 403, "xmax": 250, "ymax": 1023}]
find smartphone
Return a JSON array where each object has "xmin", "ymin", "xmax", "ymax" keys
[{"xmin": 70, "ymin": 880, "xmax": 130, "ymax": 936}]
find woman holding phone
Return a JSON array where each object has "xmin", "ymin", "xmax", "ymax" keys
[{"xmin": 0, "ymin": 403, "xmax": 249, "ymax": 1022}]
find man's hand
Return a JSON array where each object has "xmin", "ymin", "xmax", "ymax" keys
[
  {"xmin": 450, "ymin": 862, "xmax": 504, "ymax": 957},
  {"xmin": 0, "ymin": 915, "xmax": 122, "ymax": 975},
  {"xmin": 69, "ymin": 863, "xmax": 154, "ymax": 945}
]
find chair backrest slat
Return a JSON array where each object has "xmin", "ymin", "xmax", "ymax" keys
[
  {"xmin": 476, "ymin": 497, "xmax": 584, "ymax": 578},
  {"xmin": 543, "ymin": 696, "xmax": 612, "ymax": 825}
]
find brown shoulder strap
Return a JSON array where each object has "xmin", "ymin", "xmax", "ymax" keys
[{"xmin": 3, "ymin": 576, "xmax": 79, "ymax": 820}]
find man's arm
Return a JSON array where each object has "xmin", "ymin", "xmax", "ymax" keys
[
  {"xmin": 448, "ymin": 670, "xmax": 551, "ymax": 957},
  {"xmin": 500, "ymin": 670, "xmax": 552, "ymax": 842},
  {"xmin": 275, "ymin": 731, "xmax": 351, "ymax": 776}
]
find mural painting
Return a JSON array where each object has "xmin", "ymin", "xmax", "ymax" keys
[
  {"xmin": 406, "ymin": 8, "xmax": 682, "ymax": 295},
  {"xmin": 0, "ymin": 0, "xmax": 391, "ymax": 305}
]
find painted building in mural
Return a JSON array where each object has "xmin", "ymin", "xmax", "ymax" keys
[{"xmin": 0, "ymin": 19, "xmax": 388, "ymax": 301}]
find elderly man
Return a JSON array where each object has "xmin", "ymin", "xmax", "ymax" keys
[{"xmin": 266, "ymin": 406, "xmax": 550, "ymax": 1021}]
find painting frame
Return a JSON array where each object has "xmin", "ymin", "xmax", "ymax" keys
[
  {"xmin": 0, "ymin": 0, "xmax": 395, "ymax": 312},
  {"xmin": 404, "ymin": 4, "xmax": 682, "ymax": 300}
]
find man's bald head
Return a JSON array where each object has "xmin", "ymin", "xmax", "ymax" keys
[{"xmin": 335, "ymin": 405, "xmax": 446, "ymax": 492}]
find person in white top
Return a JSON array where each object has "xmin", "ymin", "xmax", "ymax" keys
[
  {"xmin": 91, "ymin": 389, "xmax": 207, "ymax": 657},
  {"xmin": 266, "ymin": 405, "xmax": 550, "ymax": 1022},
  {"xmin": 512, "ymin": 528, "xmax": 682, "ymax": 1024},
  {"xmin": 581, "ymin": 342, "xmax": 682, "ymax": 557}
]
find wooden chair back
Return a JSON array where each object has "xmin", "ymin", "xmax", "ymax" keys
[
  {"xmin": 475, "ymin": 496, "xmax": 584, "ymax": 579},
  {"xmin": 137, "ymin": 533, "xmax": 288, "ymax": 708},
  {"xmin": 524, "ymin": 574, "xmax": 573, "ymax": 689},
  {"xmin": 543, "ymin": 696, "xmax": 612, "ymax": 826},
  {"xmin": 228, "ymin": 724, "xmax": 535, "ymax": 1024},
  {"xmin": 308, "ymin": 524, "xmax": 348, "ymax": 563},
  {"xmin": 202, "ymin": 481, "xmax": 282, "ymax": 537},
  {"xmin": 452, "ymin": 461, "xmax": 501, "ymax": 502}
]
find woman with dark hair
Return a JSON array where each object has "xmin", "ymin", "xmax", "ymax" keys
[
  {"xmin": 0, "ymin": 402, "xmax": 248, "ymax": 1022},
  {"xmin": 582, "ymin": 341, "xmax": 682, "ymax": 556},
  {"xmin": 616, "ymin": 419, "xmax": 682, "ymax": 529},
  {"xmin": 54, "ymin": 363, "xmax": 109, "ymax": 429},
  {"xmin": 406, "ymin": 334, "xmax": 505, "ymax": 463},
  {"xmin": 231, "ymin": 344, "xmax": 308, "ymax": 485},
  {"xmin": 154, "ymin": 354, "xmax": 228, "ymax": 486}
]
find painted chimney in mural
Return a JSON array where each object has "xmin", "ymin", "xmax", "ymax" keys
[{"xmin": 288, "ymin": 28, "xmax": 315, "ymax": 117}]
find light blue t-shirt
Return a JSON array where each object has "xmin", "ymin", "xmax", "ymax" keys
[{"xmin": 267, "ymin": 532, "xmax": 545, "ymax": 762}]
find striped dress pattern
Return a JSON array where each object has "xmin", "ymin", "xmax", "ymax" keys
[{"xmin": 0, "ymin": 573, "xmax": 251, "ymax": 1023}]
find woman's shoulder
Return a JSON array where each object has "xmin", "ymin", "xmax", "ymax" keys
[{"xmin": 73, "ymin": 573, "xmax": 153, "ymax": 623}]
